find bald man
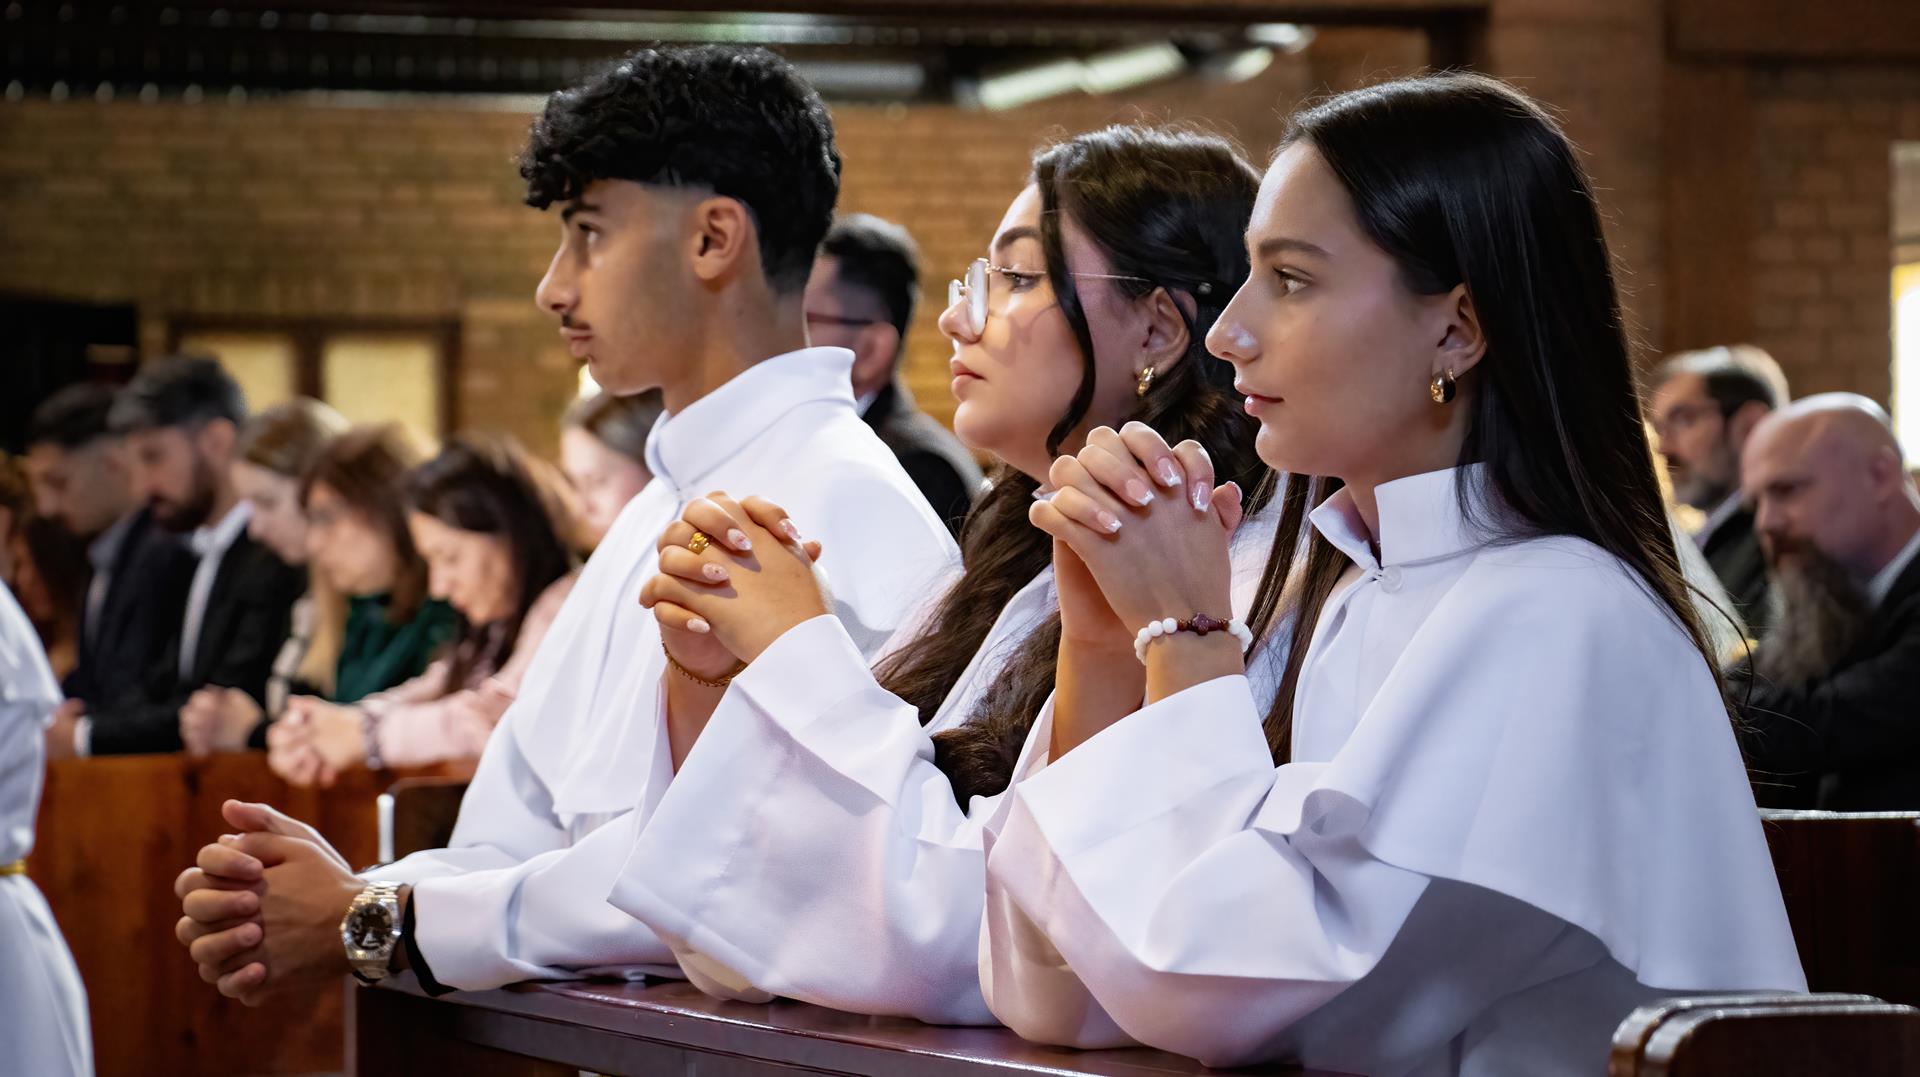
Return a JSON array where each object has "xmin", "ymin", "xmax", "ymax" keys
[{"xmin": 1733, "ymin": 393, "xmax": 1920, "ymax": 809}]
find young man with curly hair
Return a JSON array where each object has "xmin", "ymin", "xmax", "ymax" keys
[{"xmin": 171, "ymin": 45, "xmax": 957, "ymax": 1005}]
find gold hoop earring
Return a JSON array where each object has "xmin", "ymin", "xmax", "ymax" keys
[
  {"xmin": 1429, "ymin": 368, "xmax": 1456, "ymax": 405},
  {"xmin": 1136, "ymin": 366, "xmax": 1156, "ymax": 398}
]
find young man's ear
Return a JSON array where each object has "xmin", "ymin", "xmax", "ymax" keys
[{"xmin": 688, "ymin": 196, "xmax": 759, "ymax": 286}]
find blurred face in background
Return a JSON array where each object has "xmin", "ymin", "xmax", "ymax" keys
[
  {"xmin": 560, "ymin": 426, "xmax": 650, "ymax": 546},
  {"xmin": 304, "ymin": 481, "xmax": 400, "ymax": 597},
  {"xmin": 408, "ymin": 511, "xmax": 519, "ymax": 625},
  {"xmin": 1650, "ymin": 373, "xmax": 1760, "ymax": 511},
  {"xmin": 26, "ymin": 438, "xmax": 135, "ymax": 538},
  {"xmin": 235, "ymin": 461, "xmax": 309, "ymax": 566},
  {"xmin": 126, "ymin": 421, "xmax": 233, "ymax": 533}
]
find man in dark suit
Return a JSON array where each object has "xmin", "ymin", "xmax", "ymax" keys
[
  {"xmin": 806, "ymin": 214, "xmax": 983, "ymax": 537},
  {"xmin": 44, "ymin": 357, "xmax": 304, "ymax": 758},
  {"xmin": 1733, "ymin": 394, "xmax": 1920, "ymax": 810},
  {"xmin": 26, "ymin": 384, "xmax": 196, "ymax": 714},
  {"xmin": 1649, "ymin": 344, "xmax": 1789, "ymax": 638}
]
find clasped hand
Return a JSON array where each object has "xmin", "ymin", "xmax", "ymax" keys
[
  {"xmin": 639, "ymin": 491, "xmax": 829, "ymax": 678},
  {"xmin": 1029, "ymin": 422, "xmax": 1243, "ymax": 641}
]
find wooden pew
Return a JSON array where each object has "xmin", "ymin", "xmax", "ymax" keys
[
  {"xmin": 1610, "ymin": 994, "xmax": 1920, "ymax": 1076},
  {"xmin": 351, "ymin": 974, "xmax": 1358, "ymax": 1076},
  {"xmin": 1759, "ymin": 810, "xmax": 1920, "ymax": 1005},
  {"xmin": 26, "ymin": 751, "xmax": 467, "ymax": 1077}
]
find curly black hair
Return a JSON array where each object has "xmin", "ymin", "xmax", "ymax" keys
[{"xmin": 520, "ymin": 44, "xmax": 842, "ymax": 293}]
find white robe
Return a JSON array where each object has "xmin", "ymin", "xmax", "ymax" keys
[
  {"xmin": 0, "ymin": 583, "xmax": 92, "ymax": 1076},
  {"xmin": 980, "ymin": 465, "xmax": 1806, "ymax": 1075},
  {"xmin": 366, "ymin": 347, "xmax": 958, "ymax": 991},
  {"xmin": 607, "ymin": 502, "xmax": 1282, "ymax": 1023}
]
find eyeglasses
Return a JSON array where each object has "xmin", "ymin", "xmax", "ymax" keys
[
  {"xmin": 1651, "ymin": 401, "xmax": 1727, "ymax": 441},
  {"xmin": 946, "ymin": 257, "xmax": 1152, "ymax": 337}
]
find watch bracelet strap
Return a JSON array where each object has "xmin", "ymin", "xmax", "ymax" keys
[{"xmin": 345, "ymin": 881, "xmax": 403, "ymax": 984}]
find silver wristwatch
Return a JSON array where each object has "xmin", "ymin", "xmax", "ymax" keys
[{"xmin": 340, "ymin": 881, "xmax": 403, "ymax": 984}]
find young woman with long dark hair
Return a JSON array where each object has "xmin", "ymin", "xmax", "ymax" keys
[
  {"xmin": 992, "ymin": 73, "xmax": 1806, "ymax": 1073},
  {"xmin": 267, "ymin": 435, "xmax": 579, "ymax": 785}
]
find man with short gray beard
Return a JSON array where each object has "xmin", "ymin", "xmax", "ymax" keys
[{"xmin": 1732, "ymin": 394, "xmax": 1920, "ymax": 810}]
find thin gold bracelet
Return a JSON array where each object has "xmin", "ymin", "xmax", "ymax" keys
[{"xmin": 662, "ymin": 638, "xmax": 746, "ymax": 689}]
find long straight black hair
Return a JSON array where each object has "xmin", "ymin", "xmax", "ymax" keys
[
  {"xmin": 874, "ymin": 125, "xmax": 1276, "ymax": 805},
  {"xmin": 1243, "ymin": 73, "xmax": 1722, "ymax": 762}
]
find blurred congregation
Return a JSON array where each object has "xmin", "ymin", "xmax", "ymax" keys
[{"xmin": 3, "ymin": 2, "xmax": 1920, "ymax": 1077}]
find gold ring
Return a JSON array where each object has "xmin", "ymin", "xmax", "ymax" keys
[{"xmin": 687, "ymin": 530, "xmax": 711, "ymax": 555}]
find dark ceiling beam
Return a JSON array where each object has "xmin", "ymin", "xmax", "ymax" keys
[{"xmin": 1669, "ymin": 0, "xmax": 1920, "ymax": 62}]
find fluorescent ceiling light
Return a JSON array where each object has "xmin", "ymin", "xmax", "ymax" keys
[
  {"xmin": 970, "ymin": 42, "xmax": 1187, "ymax": 111},
  {"xmin": 1247, "ymin": 23, "xmax": 1315, "ymax": 53}
]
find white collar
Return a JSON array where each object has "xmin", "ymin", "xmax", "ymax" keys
[
  {"xmin": 1309, "ymin": 464, "xmax": 1495, "ymax": 573},
  {"xmin": 855, "ymin": 390, "xmax": 879, "ymax": 418},
  {"xmin": 643, "ymin": 347, "xmax": 856, "ymax": 496},
  {"xmin": 1697, "ymin": 490, "xmax": 1746, "ymax": 544},
  {"xmin": 191, "ymin": 500, "xmax": 252, "ymax": 560},
  {"xmin": 1868, "ymin": 523, "xmax": 1920, "ymax": 608}
]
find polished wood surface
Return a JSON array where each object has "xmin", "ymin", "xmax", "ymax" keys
[
  {"xmin": 353, "ymin": 974, "xmax": 1355, "ymax": 1076},
  {"xmin": 1609, "ymin": 994, "xmax": 1920, "ymax": 1076},
  {"xmin": 26, "ymin": 751, "xmax": 462, "ymax": 1077},
  {"xmin": 1760, "ymin": 811, "xmax": 1920, "ymax": 1006}
]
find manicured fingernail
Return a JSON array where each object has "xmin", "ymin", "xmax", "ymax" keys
[
  {"xmin": 727, "ymin": 529, "xmax": 751, "ymax": 551},
  {"xmin": 687, "ymin": 618, "xmax": 712, "ymax": 634},
  {"xmin": 219, "ymin": 834, "xmax": 239, "ymax": 844},
  {"xmin": 1192, "ymin": 481, "xmax": 1210, "ymax": 511},
  {"xmin": 702, "ymin": 563, "xmax": 729, "ymax": 582},
  {"xmin": 242, "ymin": 924, "xmax": 261, "ymax": 944},
  {"xmin": 780, "ymin": 520, "xmax": 802, "ymax": 543},
  {"xmin": 1098, "ymin": 510, "xmax": 1122, "ymax": 533},
  {"xmin": 1124, "ymin": 479, "xmax": 1154, "ymax": 506},
  {"xmin": 1155, "ymin": 460, "xmax": 1181, "ymax": 488}
]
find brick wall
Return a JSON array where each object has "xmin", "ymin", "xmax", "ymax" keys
[
  {"xmin": 6, "ymin": 3, "xmax": 1913, "ymax": 449},
  {"xmin": 0, "ymin": 27, "xmax": 1425, "ymax": 451},
  {"xmin": 1747, "ymin": 64, "xmax": 1920, "ymax": 403}
]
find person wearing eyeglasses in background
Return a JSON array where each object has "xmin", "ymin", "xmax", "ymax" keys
[
  {"xmin": 803, "ymin": 214, "xmax": 983, "ymax": 537},
  {"xmin": 1648, "ymin": 344, "xmax": 1790, "ymax": 637}
]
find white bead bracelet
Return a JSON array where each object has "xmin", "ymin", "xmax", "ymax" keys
[{"xmin": 1133, "ymin": 613, "xmax": 1253, "ymax": 664}]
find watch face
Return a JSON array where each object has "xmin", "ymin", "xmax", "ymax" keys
[{"xmin": 350, "ymin": 904, "xmax": 394, "ymax": 950}]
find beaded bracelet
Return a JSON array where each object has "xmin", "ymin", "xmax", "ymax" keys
[{"xmin": 1133, "ymin": 613, "xmax": 1254, "ymax": 664}]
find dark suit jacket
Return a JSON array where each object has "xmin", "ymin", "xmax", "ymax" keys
[
  {"xmin": 1703, "ymin": 508, "xmax": 1772, "ymax": 638},
  {"xmin": 864, "ymin": 380, "xmax": 983, "ymax": 539},
  {"xmin": 88, "ymin": 530, "xmax": 305, "ymax": 756},
  {"xmin": 62, "ymin": 509, "xmax": 195, "ymax": 714},
  {"xmin": 1737, "ymin": 550, "xmax": 1920, "ymax": 810}
]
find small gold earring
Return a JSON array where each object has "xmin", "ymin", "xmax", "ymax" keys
[
  {"xmin": 1429, "ymin": 368, "xmax": 1456, "ymax": 405},
  {"xmin": 1136, "ymin": 366, "xmax": 1156, "ymax": 398}
]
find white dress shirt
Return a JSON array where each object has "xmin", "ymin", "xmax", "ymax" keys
[
  {"xmin": 606, "ymin": 500, "xmax": 1283, "ymax": 1023},
  {"xmin": 1693, "ymin": 490, "xmax": 1746, "ymax": 550},
  {"xmin": 0, "ymin": 583, "xmax": 92, "ymax": 1076},
  {"xmin": 366, "ymin": 347, "xmax": 958, "ymax": 991},
  {"xmin": 980, "ymin": 465, "xmax": 1805, "ymax": 1075},
  {"xmin": 179, "ymin": 500, "xmax": 253, "ymax": 679}
]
